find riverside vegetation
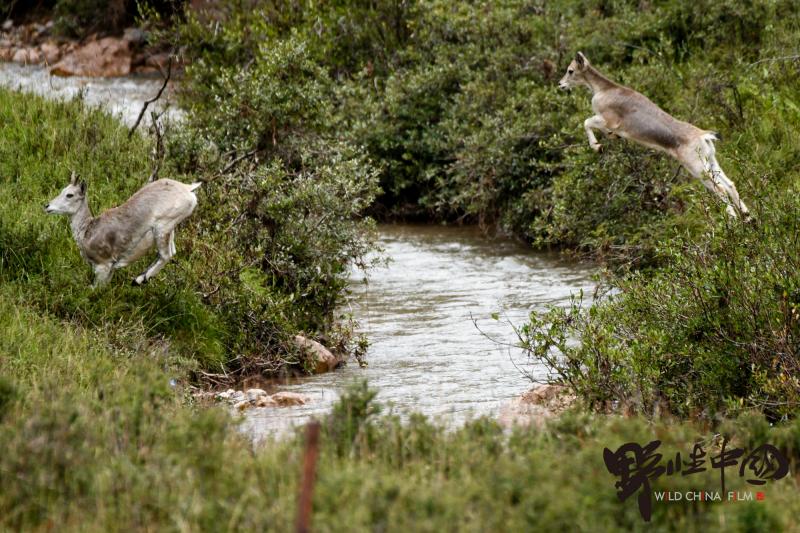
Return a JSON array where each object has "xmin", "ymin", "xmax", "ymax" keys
[
  {"xmin": 165, "ymin": 0, "xmax": 800, "ymax": 416},
  {"xmin": 0, "ymin": 0, "xmax": 799, "ymax": 530}
]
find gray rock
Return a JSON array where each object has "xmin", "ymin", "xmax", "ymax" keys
[
  {"xmin": 122, "ymin": 27, "xmax": 146, "ymax": 45},
  {"xmin": 217, "ymin": 388, "xmax": 244, "ymax": 402}
]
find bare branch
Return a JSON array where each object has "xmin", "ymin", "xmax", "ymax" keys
[
  {"xmin": 200, "ymin": 149, "xmax": 258, "ymax": 183},
  {"xmin": 748, "ymin": 54, "xmax": 800, "ymax": 67},
  {"xmin": 129, "ymin": 56, "xmax": 173, "ymax": 139},
  {"xmin": 146, "ymin": 111, "xmax": 166, "ymax": 183}
]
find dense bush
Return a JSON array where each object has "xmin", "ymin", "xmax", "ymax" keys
[
  {"xmin": 165, "ymin": 0, "xmax": 800, "ymax": 412},
  {"xmin": 507, "ymin": 1, "xmax": 800, "ymax": 419},
  {"xmin": 170, "ymin": 0, "xmax": 800, "ymax": 267},
  {"xmin": 167, "ymin": 12, "xmax": 383, "ymax": 375},
  {"xmin": 176, "ymin": 139, "xmax": 379, "ymax": 374},
  {"xmin": 0, "ymin": 0, "xmax": 182, "ymax": 37},
  {"xmin": 522, "ymin": 177, "xmax": 800, "ymax": 419}
]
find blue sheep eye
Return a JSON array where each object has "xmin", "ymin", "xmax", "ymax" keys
[{"xmin": 66, "ymin": 194, "xmax": 74, "ymax": 198}]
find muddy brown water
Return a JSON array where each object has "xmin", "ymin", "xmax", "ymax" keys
[{"xmin": 0, "ymin": 63, "xmax": 597, "ymax": 438}]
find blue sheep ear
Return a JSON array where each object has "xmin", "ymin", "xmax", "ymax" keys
[
  {"xmin": 575, "ymin": 52, "xmax": 587, "ymax": 66},
  {"xmin": 80, "ymin": 181, "xmax": 87, "ymax": 195}
]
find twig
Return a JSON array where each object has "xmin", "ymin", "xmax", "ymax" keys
[
  {"xmin": 748, "ymin": 54, "xmax": 800, "ymax": 67},
  {"xmin": 670, "ymin": 163, "xmax": 683, "ymax": 183},
  {"xmin": 197, "ymin": 369, "xmax": 231, "ymax": 387},
  {"xmin": 201, "ymin": 149, "xmax": 258, "ymax": 183},
  {"xmin": 129, "ymin": 56, "xmax": 173, "ymax": 139},
  {"xmin": 146, "ymin": 110, "xmax": 166, "ymax": 182},
  {"xmin": 221, "ymin": 149, "xmax": 257, "ymax": 175},
  {"xmin": 613, "ymin": 41, "xmax": 659, "ymax": 57},
  {"xmin": 201, "ymin": 285, "xmax": 221, "ymax": 300}
]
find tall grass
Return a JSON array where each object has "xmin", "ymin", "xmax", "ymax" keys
[{"xmin": 1, "ymin": 330, "xmax": 799, "ymax": 533}]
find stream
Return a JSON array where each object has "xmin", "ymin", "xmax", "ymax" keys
[
  {"xmin": 242, "ymin": 224, "xmax": 595, "ymax": 438},
  {"xmin": 1, "ymin": 63, "xmax": 597, "ymax": 439},
  {"xmin": 0, "ymin": 62, "xmax": 180, "ymax": 126}
]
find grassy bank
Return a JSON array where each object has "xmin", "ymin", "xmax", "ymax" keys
[
  {"xmin": 0, "ymin": 85, "xmax": 377, "ymax": 378},
  {"xmin": 0, "ymin": 87, "xmax": 226, "ymax": 370},
  {"xmin": 1, "ymin": 316, "xmax": 799, "ymax": 533}
]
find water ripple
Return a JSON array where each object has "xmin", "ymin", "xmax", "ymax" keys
[{"xmin": 243, "ymin": 224, "xmax": 596, "ymax": 438}]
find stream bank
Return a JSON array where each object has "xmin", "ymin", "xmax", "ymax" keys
[{"xmin": 0, "ymin": 62, "xmax": 597, "ymax": 437}]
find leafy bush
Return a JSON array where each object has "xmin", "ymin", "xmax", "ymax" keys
[
  {"xmin": 0, "ymin": 0, "xmax": 180, "ymax": 37},
  {"xmin": 53, "ymin": 0, "xmax": 132, "ymax": 36},
  {"xmin": 172, "ymin": 0, "xmax": 800, "ymax": 265},
  {"xmin": 521, "ymin": 175, "xmax": 800, "ymax": 419},
  {"xmin": 167, "ymin": 13, "xmax": 383, "ymax": 374},
  {"xmin": 165, "ymin": 0, "xmax": 800, "ymax": 408},
  {"xmin": 175, "ymin": 139, "xmax": 380, "ymax": 374},
  {"xmin": 180, "ymin": 33, "xmax": 332, "ymax": 154}
]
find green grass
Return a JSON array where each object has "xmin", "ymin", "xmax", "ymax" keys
[
  {"xmin": 0, "ymin": 85, "xmax": 376, "ymax": 377},
  {"xmin": 1, "ymin": 314, "xmax": 798, "ymax": 533},
  {"xmin": 0, "ymin": 88, "xmax": 227, "ymax": 369}
]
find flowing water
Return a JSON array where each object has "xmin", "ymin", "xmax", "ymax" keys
[
  {"xmin": 0, "ymin": 62, "xmax": 180, "ymax": 126},
  {"xmin": 1, "ymin": 63, "xmax": 597, "ymax": 438},
  {"xmin": 242, "ymin": 224, "xmax": 596, "ymax": 438}
]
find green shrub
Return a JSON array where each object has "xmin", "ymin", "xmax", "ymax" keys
[
  {"xmin": 53, "ymin": 0, "xmax": 132, "ymax": 36},
  {"xmin": 164, "ymin": 0, "xmax": 800, "ymax": 409},
  {"xmin": 50, "ymin": 0, "xmax": 181, "ymax": 37},
  {"xmin": 174, "ymin": 139, "xmax": 380, "ymax": 374},
  {"xmin": 168, "ymin": 20, "xmax": 382, "ymax": 372},
  {"xmin": 521, "ymin": 175, "xmax": 800, "ymax": 419},
  {"xmin": 180, "ymin": 33, "xmax": 332, "ymax": 154}
]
